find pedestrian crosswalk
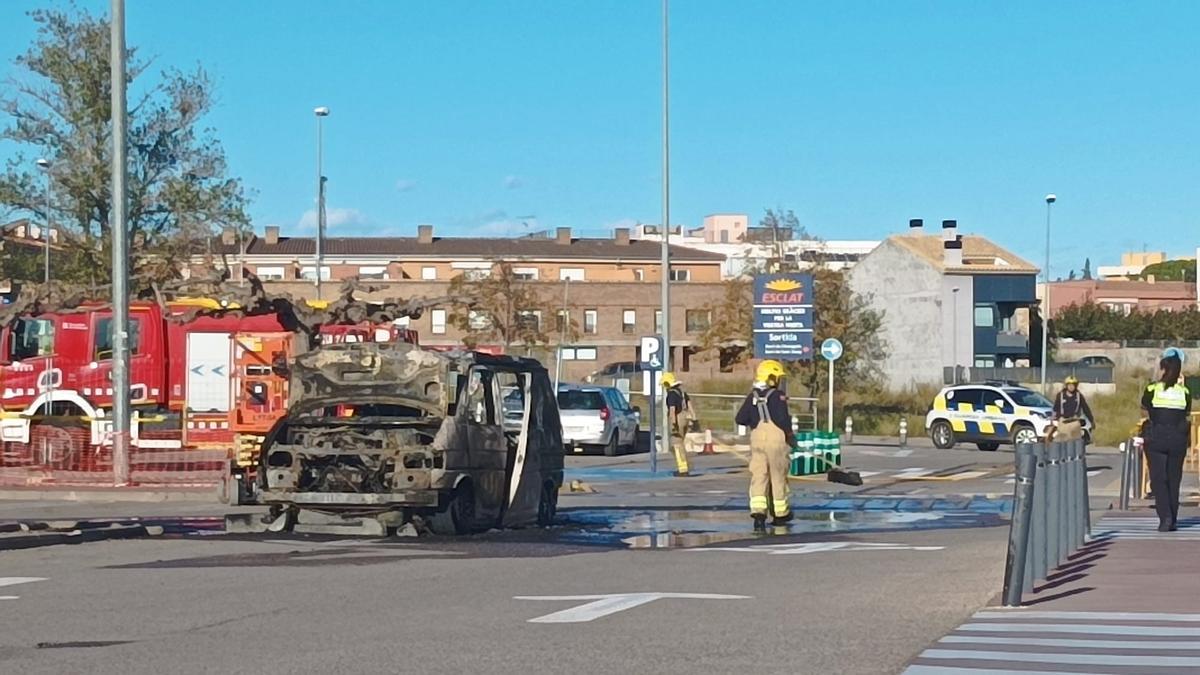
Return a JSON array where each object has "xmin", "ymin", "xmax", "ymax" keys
[
  {"xmin": 1093, "ymin": 516, "xmax": 1200, "ymax": 541},
  {"xmin": 905, "ymin": 609, "xmax": 1200, "ymax": 673}
]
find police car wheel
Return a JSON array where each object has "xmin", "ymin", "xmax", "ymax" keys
[
  {"xmin": 976, "ymin": 442, "xmax": 1001, "ymax": 452},
  {"xmin": 930, "ymin": 420, "xmax": 955, "ymax": 449},
  {"xmin": 1012, "ymin": 424, "xmax": 1038, "ymax": 446}
]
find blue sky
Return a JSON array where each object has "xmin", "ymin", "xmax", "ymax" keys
[{"xmin": 2, "ymin": 1, "xmax": 1197, "ymax": 276}]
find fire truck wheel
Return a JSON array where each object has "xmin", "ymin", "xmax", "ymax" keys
[{"xmin": 430, "ymin": 482, "xmax": 476, "ymax": 535}]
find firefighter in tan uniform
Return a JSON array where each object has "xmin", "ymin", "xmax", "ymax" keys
[
  {"xmin": 735, "ymin": 360, "xmax": 796, "ymax": 528},
  {"xmin": 662, "ymin": 372, "xmax": 691, "ymax": 477}
]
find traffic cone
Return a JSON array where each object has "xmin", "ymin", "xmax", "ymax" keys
[{"xmin": 702, "ymin": 428, "xmax": 715, "ymax": 455}]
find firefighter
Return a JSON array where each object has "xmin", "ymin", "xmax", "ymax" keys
[
  {"xmin": 1053, "ymin": 375, "xmax": 1095, "ymax": 443},
  {"xmin": 735, "ymin": 360, "xmax": 796, "ymax": 528},
  {"xmin": 1140, "ymin": 349, "xmax": 1192, "ymax": 532},
  {"xmin": 662, "ymin": 372, "xmax": 691, "ymax": 477}
]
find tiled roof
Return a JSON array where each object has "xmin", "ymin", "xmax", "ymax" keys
[
  {"xmin": 1051, "ymin": 279, "xmax": 1196, "ymax": 299},
  {"xmin": 890, "ymin": 233, "xmax": 1038, "ymax": 274},
  {"xmin": 209, "ymin": 235, "xmax": 726, "ymax": 262}
]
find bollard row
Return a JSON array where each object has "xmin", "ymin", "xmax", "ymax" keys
[{"xmin": 1002, "ymin": 438, "xmax": 1092, "ymax": 607}]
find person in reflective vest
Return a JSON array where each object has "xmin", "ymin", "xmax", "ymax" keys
[
  {"xmin": 662, "ymin": 372, "xmax": 691, "ymax": 477},
  {"xmin": 735, "ymin": 360, "xmax": 797, "ymax": 528},
  {"xmin": 1139, "ymin": 349, "xmax": 1192, "ymax": 532}
]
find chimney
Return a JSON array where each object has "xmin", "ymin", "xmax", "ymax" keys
[
  {"xmin": 265, "ymin": 225, "xmax": 280, "ymax": 245},
  {"xmin": 941, "ymin": 219, "xmax": 957, "ymax": 242},
  {"xmin": 909, "ymin": 219, "xmax": 923, "ymax": 230},
  {"xmin": 614, "ymin": 228, "xmax": 630, "ymax": 246},
  {"xmin": 944, "ymin": 234, "xmax": 963, "ymax": 267},
  {"xmin": 418, "ymin": 224, "xmax": 434, "ymax": 244},
  {"xmin": 221, "ymin": 227, "xmax": 236, "ymax": 246},
  {"xmin": 556, "ymin": 227, "xmax": 572, "ymax": 245}
]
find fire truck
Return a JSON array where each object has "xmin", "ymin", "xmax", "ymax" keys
[{"xmin": 0, "ymin": 297, "xmax": 417, "ymax": 489}]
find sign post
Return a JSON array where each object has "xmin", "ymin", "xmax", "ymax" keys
[
  {"xmin": 821, "ymin": 338, "xmax": 843, "ymax": 432},
  {"xmin": 639, "ymin": 335, "xmax": 665, "ymax": 474}
]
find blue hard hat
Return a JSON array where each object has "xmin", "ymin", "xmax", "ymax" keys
[{"xmin": 1162, "ymin": 347, "xmax": 1186, "ymax": 364}]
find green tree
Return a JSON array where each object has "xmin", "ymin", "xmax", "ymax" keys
[
  {"xmin": 446, "ymin": 261, "xmax": 577, "ymax": 352},
  {"xmin": 1082, "ymin": 258, "xmax": 1092, "ymax": 280},
  {"xmin": 1139, "ymin": 260, "xmax": 1196, "ymax": 283},
  {"xmin": 0, "ymin": 8, "xmax": 249, "ymax": 287}
]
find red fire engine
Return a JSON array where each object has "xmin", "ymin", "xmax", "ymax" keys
[{"xmin": 0, "ymin": 298, "xmax": 417, "ymax": 487}]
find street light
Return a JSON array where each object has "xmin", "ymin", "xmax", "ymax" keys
[
  {"xmin": 35, "ymin": 158, "xmax": 51, "ymax": 285},
  {"xmin": 952, "ymin": 287, "xmax": 960, "ymax": 384},
  {"xmin": 314, "ymin": 106, "xmax": 330, "ymax": 300},
  {"xmin": 1041, "ymin": 193, "xmax": 1056, "ymax": 392},
  {"xmin": 659, "ymin": 0, "xmax": 671, "ymax": 460}
]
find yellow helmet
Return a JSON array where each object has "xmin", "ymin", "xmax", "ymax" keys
[
  {"xmin": 1064, "ymin": 375, "xmax": 1079, "ymax": 385},
  {"xmin": 755, "ymin": 360, "xmax": 787, "ymax": 385},
  {"xmin": 661, "ymin": 372, "xmax": 678, "ymax": 388}
]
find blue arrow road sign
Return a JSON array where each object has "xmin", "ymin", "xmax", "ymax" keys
[{"xmin": 821, "ymin": 338, "xmax": 843, "ymax": 361}]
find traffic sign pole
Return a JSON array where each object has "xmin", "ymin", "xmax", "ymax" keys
[
  {"xmin": 827, "ymin": 358, "xmax": 834, "ymax": 432},
  {"xmin": 639, "ymin": 335, "xmax": 665, "ymax": 474}
]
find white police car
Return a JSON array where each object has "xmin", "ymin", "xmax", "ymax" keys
[{"xmin": 925, "ymin": 381, "xmax": 1055, "ymax": 451}]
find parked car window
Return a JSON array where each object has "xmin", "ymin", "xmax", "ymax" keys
[
  {"xmin": 558, "ymin": 390, "xmax": 606, "ymax": 410},
  {"xmin": 1004, "ymin": 388, "xmax": 1052, "ymax": 409}
]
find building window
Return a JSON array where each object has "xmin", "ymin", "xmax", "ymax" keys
[
  {"xmin": 686, "ymin": 309, "xmax": 711, "ymax": 333},
  {"xmin": 975, "ymin": 357, "xmax": 995, "ymax": 368},
  {"xmin": 421, "ymin": 266, "xmax": 437, "ymax": 280},
  {"xmin": 655, "ymin": 310, "xmax": 663, "ymax": 334},
  {"xmin": 255, "ymin": 266, "xmax": 286, "ymax": 280},
  {"xmin": 973, "ymin": 305, "xmax": 996, "ymax": 328},
  {"xmin": 669, "ymin": 268, "xmax": 690, "ymax": 282},
  {"xmin": 555, "ymin": 310, "xmax": 569, "ymax": 334},
  {"xmin": 357, "ymin": 266, "xmax": 389, "ymax": 280},
  {"xmin": 300, "ymin": 266, "xmax": 331, "ymax": 281},
  {"xmin": 513, "ymin": 267, "xmax": 539, "ymax": 281},
  {"xmin": 633, "ymin": 269, "xmax": 645, "ymax": 281},
  {"xmin": 622, "ymin": 309, "xmax": 636, "ymax": 334},
  {"xmin": 517, "ymin": 310, "xmax": 542, "ymax": 332},
  {"xmin": 468, "ymin": 310, "xmax": 491, "ymax": 331},
  {"xmin": 560, "ymin": 268, "xmax": 585, "ymax": 281},
  {"xmin": 719, "ymin": 231, "xmax": 729, "ymax": 243},
  {"xmin": 561, "ymin": 346, "xmax": 597, "ymax": 361},
  {"xmin": 431, "ymin": 309, "xmax": 447, "ymax": 335},
  {"xmin": 584, "ymin": 310, "xmax": 598, "ymax": 335}
]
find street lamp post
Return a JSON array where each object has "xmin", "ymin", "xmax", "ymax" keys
[
  {"xmin": 110, "ymin": 0, "xmax": 131, "ymax": 486},
  {"xmin": 951, "ymin": 287, "xmax": 960, "ymax": 384},
  {"xmin": 659, "ymin": 0, "xmax": 671, "ymax": 458},
  {"xmin": 1042, "ymin": 194, "xmax": 1056, "ymax": 392},
  {"xmin": 35, "ymin": 158, "xmax": 51, "ymax": 285},
  {"xmin": 314, "ymin": 106, "xmax": 330, "ymax": 300}
]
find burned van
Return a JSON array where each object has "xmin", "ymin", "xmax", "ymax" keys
[{"xmin": 254, "ymin": 342, "xmax": 564, "ymax": 534}]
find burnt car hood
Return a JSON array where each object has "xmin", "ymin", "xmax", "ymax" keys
[{"xmin": 289, "ymin": 341, "xmax": 448, "ymax": 414}]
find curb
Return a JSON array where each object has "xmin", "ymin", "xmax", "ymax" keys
[
  {"xmin": 0, "ymin": 523, "xmax": 164, "ymax": 551},
  {"xmin": 0, "ymin": 488, "xmax": 219, "ymax": 504}
]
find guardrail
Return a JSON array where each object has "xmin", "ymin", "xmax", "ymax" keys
[
  {"xmin": 1002, "ymin": 439, "xmax": 1092, "ymax": 607},
  {"xmin": 688, "ymin": 393, "xmax": 819, "ymax": 434}
]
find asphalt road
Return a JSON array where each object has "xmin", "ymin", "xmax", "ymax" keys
[{"xmin": 0, "ymin": 437, "xmax": 1148, "ymax": 675}]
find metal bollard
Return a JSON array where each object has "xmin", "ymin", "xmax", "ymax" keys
[
  {"xmin": 899, "ymin": 418, "xmax": 908, "ymax": 447},
  {"xmin": 1058, "ymin": 442, "xmax": 1071, "ymax": 565},
  {"xmin": 1033, "ymin": 443, "xmax": 1049, "ymax": 582},
  {"xmin": 1067, "ymin": 441, "xmax": 1080, "ymax": 550},
  {"xmin": 1045, "ymin": 443, "xmax": 1061, "ymax": 569},
  {"xmin": 1118, "ymin": 440, "xmax": 1131, "ymax": 511},
  {"xmin": 1064, "ymin": 441, "xmax": 1076, "ymax": 552},
  {"xmin": 1080, "ymin": 441, "xmax": 1092, "ymax": 542},
  {"xmin": 791, "ymin": 416, "xmax": 799, "ymax": 435},
  {"xmin": 844, "ymin": 416, "xmax": 854, "ymax": 444},
  {"xmin": 1004, "ymin": 444, "xmax": 1038, "ymax": 607}
]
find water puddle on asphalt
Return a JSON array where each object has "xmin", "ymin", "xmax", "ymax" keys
[{"xmin": 556, "ymin": 508, "xmax": 1003, "ymax": 549}]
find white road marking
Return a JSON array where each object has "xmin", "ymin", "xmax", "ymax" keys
[
  {"xmin": 941, "ymin": 635, "xmax": 1200, "ymax": 649},
  {"xmin": 974, "ymin": 610, "xmax": 1200, "ymax": 622},
  {"xmin": 959, "ymin": 622, "xmax": 1200, "ymax": 636},
  {"xmin": 921, "ymin": 648, "xmax": 1200, "ymax": 667},
  {"xmin": 514, "ymin": 592, "xmax": 749, "ymax": 623},
  {"xmin": 690, "ymin": 541, "xmax": 944, "ymax": 555},
  {"xmin": 0, "ymin": 577, "xmax": 46, "ymax": 599}
]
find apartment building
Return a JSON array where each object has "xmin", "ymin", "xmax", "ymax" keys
[
  {"xmin": 201, "ymin": 225, "xmax": 736, "ymax": 382},
  {"xmin": 1045, "ymin": 278, "xmax": 1197, "ymax": 316}
]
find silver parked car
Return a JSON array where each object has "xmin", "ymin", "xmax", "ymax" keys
[{"xmin": 557, "ymin": 384, "xmax": 639, "ymax": 456}]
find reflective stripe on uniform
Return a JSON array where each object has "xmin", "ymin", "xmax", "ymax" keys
[
  {"xmin": 1150, "ymin": 383, "xmax": 1189, "ymax": 410},
  {"xmin": 773, "ymin": 499, "xmax": 791, "ymax": 517},
  {"xmin": 750, "ymin": 495, "xmax": 768, "ymax": 513}
]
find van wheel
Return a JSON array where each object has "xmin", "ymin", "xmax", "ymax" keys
[
  {"xmin": 537, "ymin": 481, "xmax": 558, "ymax": 527},
  {"xmin": 604, "ymin": 432, "xmax": 619, "ymax": 457},
  {"xmin": 930, "ymin": 421, "xmax": 956, "ymax": 449},
  {"xmin": 976, "ymin": 442, "xmax": 1001, "ymax": 452},
  {"xmin": 430, "ymin": 482, "xmax": 476, "ymax": 535},
  {"xmin": 1012, "ymin": 424, "xmax": 1038, "ymax": 446}
]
